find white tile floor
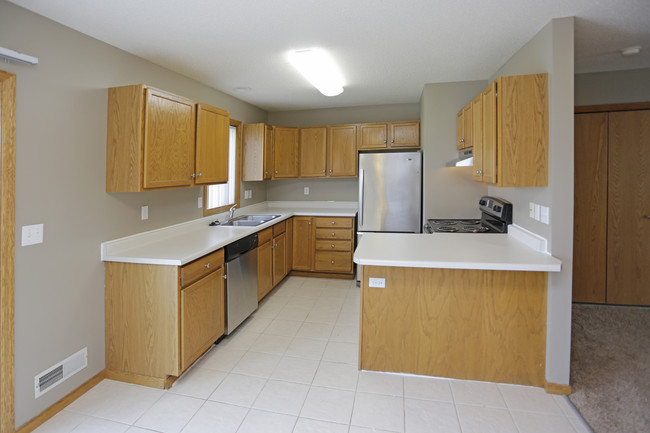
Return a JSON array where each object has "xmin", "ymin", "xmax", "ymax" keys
[{"xmin": 34, "ymin": 276, "xmax": 592, "ymax": 433}]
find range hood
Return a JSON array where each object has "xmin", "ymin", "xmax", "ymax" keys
[{"xmin": 446, "ymin": 148, "xmax": 474, "ymax": 167}]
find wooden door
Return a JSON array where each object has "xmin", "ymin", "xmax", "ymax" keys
[
  {"xmin": 195, "ymin": 104, "xmax": 229, "ymax": 185},
  {"xmin": 358, "ymin": 123, "xmax": 388, "ymax": 149},
  {"xmin": 328, "ymin": 125, "xmax": 357, "ymax": 177},
  {"xmin": 607, "ymin": 110, "xmax": 650, "ymax": 305},
  {"xmin": 457, "ymin": 110, "xmax": 465, "ymax": 150},
  {"xmin": 272, "ymin": 232, "xmax": 287, "ymax": 285},
  {"xmin": 292, "ymin": 217, "xmax": 314, "ymax": 271},
  {"xmin": 471, "ymin": 94, "xmax": 483, "ymax": 182},
  {"xmin": 389, "ymin": 121, "xmax": 420, "ymax": 148},
  {"xmin": 300, "ymin": 127, "xmax": 327, "ymax": 177},
  {"xmin": 273, "ymin": 127, "xmax": 299, "ymax": 178},
  {"xmin": 180, "ymin": 267, "xmax": 225, "ymax": 371},
  {"xmin": 264, "ymin": 125, "xmax": 274, "ymax": 180},
  {"xmin": 481, "ymin": 82, "xmax": 497, "ymax": 185},
  {"xmin": 462, "ymin": 104, "xmax": 472, "ymax": 149},
  {"xmin": 257, "ymin": 240, "xmax": 273, "ymax": 300},
  {"xmin": 572, "ymin": 113, "xmax": 608, "ymax": 303},
  {"xmin": 143, "ymin": 88, "xmax": 196, "ymax": 189}
]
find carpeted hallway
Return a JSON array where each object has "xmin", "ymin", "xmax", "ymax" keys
[{"xmin": 569, "ymin": 304, "xmax": 650, "ymax": 432}]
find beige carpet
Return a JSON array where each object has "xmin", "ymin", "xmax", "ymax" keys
[{"xmin": 570, "ymin": 304, "xmax": 650, "ymax": 432}]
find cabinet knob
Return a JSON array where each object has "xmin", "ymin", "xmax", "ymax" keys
[
  {"xmin": 308, "ymin": 222, "xmax": 311, "ymax": 225},
  {"xmin": 331, "ymin": 232, "xmax": 335, "ymax": 237},
  {"xmin": 322, "ymin": 169, "xmax": 326, "ymax": 173},
  {"xmin": 383, "ymin": 140, "xmax": 387, "ymax": 144},
  {"xmin": 265, "ymin": 171, "xmax": 269, "ymax": 175},
  {"xmin": 460, "ymin": 139, "xmax": 464, "ymax": 143},
  {"xmin": 329, "ymin": 169, "xmax": 332, "ymax": 173},
  {"xmin": 197, "ymin": 173, "xmax": 202, "ymax": 177},
  {"xmin": 275, "ymin": 170, "xmax": 278, "ymax": 174},
  {"xmin": 391, "ymin": 140, "xmax": 395, "ymax": 143},
  {"xmin": 331, "ymin": 260, "xmax": 335, "ymax": 264},
  {"xmin": 191, "ymin": 173, "xmax": 196, "ymax": 178},
  {"xmin": 205, "ymin": 263, "xmax": 210, "ymax": 269},
  {"xmin": 331, "ymin": 244, "xmax": 335, "ymax": 248},
  {"xmin": 331, "ymin": 221, "xmax": 335, "ymax": 225}
]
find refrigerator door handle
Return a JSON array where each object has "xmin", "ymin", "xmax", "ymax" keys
[{"xmin": 358, "ymin": 168, "xmax": 364, "ymax": 226}]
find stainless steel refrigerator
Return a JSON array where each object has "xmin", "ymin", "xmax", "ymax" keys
[{"xmin": 357, "ymin": 150, "xmax": 422, "ymax": 234}]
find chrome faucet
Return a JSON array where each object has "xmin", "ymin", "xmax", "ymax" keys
[{"xmin": 228, "ymin": 204, "xmax": 237, "ymax": 221}]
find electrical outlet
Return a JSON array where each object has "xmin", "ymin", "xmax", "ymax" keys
[
  {"xmin": 529, "ymin": 202, "xmax": 535, "ymax": 218},
  {"xmin": 368, "ymin": 277, "xmax": 386, "ymax": 288},
  {"xmin": 244, "ymin": 189, "xmax": 252, "ymax": 199},
  {"xmin": 141, "ymin": 206, "xmax": 148, "ymax": 220},
  {"xmin": 304, "ymin": 187, "xmax": 310, "ymax": 195},
  {"xmin": 198, "ymin": 197, "xmax": 203, "ymax": 209},
  {"xmin": 21, "ymin": 224, "xmax": 43, "ymax": 246},
  {"xmin": 534, "ymin": 204, "xmax": 541, "ymax": 221}
]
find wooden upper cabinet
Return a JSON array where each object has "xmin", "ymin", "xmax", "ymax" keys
[
  {"xmin": 456, "ymin": 110, "xmax": 465, "ymax": 150},
  {"xmin": 242, "ymin": 123, "xmax": 274, "ymax": 181},
  {"xmin": 390, "ymin": 121, "xmax": 420, "ymax": 148},
  {"xmin": 328, "ymin": 124, "xmax": 358, "ymax": 177},
  {"xmin": 300, "ymin": 127, "xmax": 328, "ymax": 177},
  {"xmin": 273, "ymin": 126, "xmax": 300, "ymax": 178},
  {"xmin": 358, "ymin": 123, "xmax": 388, "ymax": 149},
  {"xmin": 456, "ymin": 104, "xmax": 472, "ymax": 150},
  {"xmin": 359, "ymin": 121, "xmax": 420, "ymax": 150},
  {"xmin": 106, "ymin": 84, "xmax": 230, "ymax": 192},
  {"xmin": 195, "ymin": 104, "xmax": 229, "ymax": 185},
  {"xmin": 142, "ymin": 88, "xmax": 196, "ymax": 189},
  {"xmin": 471, "ymin": 94, "xmax": 483, "ymax": 182},
  {"xmin": 481, "ymin": 82, "xmax": 497, "ymax": 184}
]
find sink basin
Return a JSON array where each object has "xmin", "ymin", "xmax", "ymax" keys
[{"xmin": 214, "ymin": 214, "xmax": 281, "ymax": 227}]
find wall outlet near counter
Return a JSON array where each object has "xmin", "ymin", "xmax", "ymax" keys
[
  {"xmin": 369, "ymin": 277, "xmax": 386, "ymax": 288},
  {"xmin": 21, "ymin": 224, "xmax": 43, "ymax": 246},
  {"xmin": 529, "ymin": 202, "xmax": 550, "ymax": 225},
  {"xmin": 244, "ymin": 190, "xmax": 252, "ymax": 199},
  {"xmin": 304, "ymin": 187, "xmax": 310, "ymax": 195}
]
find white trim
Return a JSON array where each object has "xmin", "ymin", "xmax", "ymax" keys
[{"xmin": 508, "ymin": 224, "xmax": 549, "ymax": 253}]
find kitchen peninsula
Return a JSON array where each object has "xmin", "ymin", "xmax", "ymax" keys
[{"xmin": 354, "ymin": 229, "xmax": 562, "ymax": 389}]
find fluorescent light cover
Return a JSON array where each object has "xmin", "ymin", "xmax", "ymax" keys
[
  {"xmin": 288, "ymin": 48, "xmax": 344, "ymax": 96},
  {"xmin": 0, "ymin": 46, "xmax": 38, "ymax": 65}
]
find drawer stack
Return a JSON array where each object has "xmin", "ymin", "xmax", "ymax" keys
[{"xmin": 314, "ymin": 217, "xmax": 354, "ymax": 273}]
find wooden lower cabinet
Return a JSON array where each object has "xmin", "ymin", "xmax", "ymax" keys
[
  {"xmin": 360, "ymin": 266, "xmax": 547, "ymax": 387},
  {"xmin": 292, "ymin": 216, "xmax": 354, "ymax": 277},
  {"xmin": 258, "ymin": 220, "xmax": 292, "ymax": 301},
  {"xmin": 105, "ymin": 249, "xmax": 225, "ymax": 388},
  {"xmin": 257, "ymin": 228, "xmax": 273, "ymax": 301}
]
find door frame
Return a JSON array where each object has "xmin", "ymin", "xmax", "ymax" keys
[{"xmin": 0, "ymin": 70, "xmax": 16, "ymax": 433}]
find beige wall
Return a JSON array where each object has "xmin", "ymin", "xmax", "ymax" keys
[
  {"xmin": 419, "ymin": 81, "xmax": 488, "ymax": 219},
  {"xmin": 266, "ymin": 103, "xmax": 420, "ymax": 202},
  {"xmin": 575, "ymin": 68, "xmax": 650, "ymax": 106},
  {"xmin": 0, "ymin": 1, "xmax": 267, "ymax": 427},
  {"xmin": 488, "ymin": 17, "xmax": 575, "ymax": 386}
]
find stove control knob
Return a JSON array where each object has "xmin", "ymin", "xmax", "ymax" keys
[
  {"xmin": 479, "ymin": 199, "xmax": 487, "ymax": 206},
  {"xmin": 493, "ymin": 205, "xmax": 502, "ymax": 212}
]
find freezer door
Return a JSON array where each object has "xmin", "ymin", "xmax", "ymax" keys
[{"xmin": 358, "ymin": 151, "xmax": 422, "ymax": 232}]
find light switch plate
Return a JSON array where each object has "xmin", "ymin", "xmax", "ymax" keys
[
  {"xmin": 534, "ymin": 204, "xmax": 541, "ymax": 221},
  {"xmin": 198, "ymin": 197, "xmax": 203, "ymax": 208},
  {"xmin": 529, "ymin": 202, "xmax": 535, "ymax": 218},
  {"xmin": 304, "ymin": 187, "xmax": 310, "ymax": 195},
  {"xmin": 21, "ymin": 224, "xmax": 43, "ymax": 246},
  {"xmin": 540, "ymin": 206, "xmax": 550, "ymax": 224},
  {"xmin": 141, "ymin": 206, "xmax": 148, "ymax": 220},
  {"xmin": 368, "ymin": 277, "xmax": 386, "ymax": 288}
]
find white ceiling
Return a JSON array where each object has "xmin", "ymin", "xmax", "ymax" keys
[{"xmin": 8, "ymin": 0, "xmax": 650, "ymax": 111}]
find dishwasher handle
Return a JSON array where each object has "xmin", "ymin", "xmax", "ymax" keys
[{"xmin": 224, "ymin": 233, "xmax": 259, "ymax": 262}]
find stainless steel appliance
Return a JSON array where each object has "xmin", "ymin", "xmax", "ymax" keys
[
  {"xmin": 424, "ymin": 196, "xmax": 512, "ymax": 234},
  {"xmin": 356, "ymin": 150, "xmax": 422, "ymax": 282},
  {"xmin": 357, "ymin": 150, "xmax": 422, "ymax": 233},
  {"xmin": 224, "ymin": 233, "xmax": 258, "ymax": 334}
]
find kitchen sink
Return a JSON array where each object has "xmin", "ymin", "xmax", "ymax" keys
[{"xmin": 213, "ymin": 214, "xmax": 281, "ymax": 227}]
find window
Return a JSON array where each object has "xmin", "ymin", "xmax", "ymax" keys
[{"xmin": 204, "ymin": 119, "xmax": 241, "ymax": 215}]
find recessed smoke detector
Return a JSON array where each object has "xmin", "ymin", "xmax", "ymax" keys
[{"xmin": 620, "ymin": 46, "xmax": 641, "ymax": 56}]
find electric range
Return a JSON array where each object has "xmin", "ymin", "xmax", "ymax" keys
[{"xmin": 424, "ymin": 196, "xmax": 512, "ymax": 234}]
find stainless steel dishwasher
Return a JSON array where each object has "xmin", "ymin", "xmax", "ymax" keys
[{"xmin": 224, "ymin": 233, "xmax": 258, "ymax": 334}]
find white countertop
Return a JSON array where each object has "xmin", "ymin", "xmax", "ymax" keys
[
  {"xmin": 101, "ymin": 201, "xmax": 357, "ymax": 266},
  {"xmin": 354, "ymin": 229, "xmax": 562, "ymax": 272}
]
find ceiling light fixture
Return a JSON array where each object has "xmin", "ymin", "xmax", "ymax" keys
[
  {"xmin": 288, "ymin": 48, "xmax": 344, "ymax": 97},
  {"xmin": 0, "ymin": 45, "xmax": 38, "ymax": 65},
  {"xmin": 620, "ymin": 46, "xmax": 641, "ymax": 56}
]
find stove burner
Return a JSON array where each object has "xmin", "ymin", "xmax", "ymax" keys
[
  {"xmin": 437, "ymin": 226, "xmax": 459, "ymax": 232},
  {"xmin": 460, "ymin": 219, "xmax": 481, "ymax": 225},
  {"xmin": 462, "ymin": 225, "xmax": 489, "ymax": 233},
  {"xmin": 433, "ymin": 220, "xmax": 459, "ymax": 225}
]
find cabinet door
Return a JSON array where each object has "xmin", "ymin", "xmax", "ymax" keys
[
  {"xmin": 273, "ymin": 127, "xmax": 299, "ymax": 178},
  {"xmin": 471, "ymin": 94, "xmax": 483, "ymax": 182},
  {"xmin": 358, "ymin": 123, "xmax": 388, "ymax": 149},
  {"xmin": 456, "ymin": 110, "xmax": 465, "ymax": 150},
  {"xmin": 389, "ymin": 121, "xmax": 420, "ymax": 148},
  {"xmin": 292, "ymin": 217, "xmax": 314, "ymax": 271},
  {"xmin": 328, "ymin": 125, "xmax": 358, "ymax": 177},
  {"xmin": 462, "ymin": 104, "xmax": 472, "ymax": 150},
  {"xmin": 300, "ymin": 127, "xmax": 327, "ymax": 177},
  {"xmin": 607, "ymin": 110, "xmax": 650, "ymax": 306},
  {"xmin": 272, "ymin": 232, "xmax": 287, "ymax": 286},
  {"xmin": 195, "ymin": 104, "xmax": 229, "ymax": 185},
  {"xmin": 180, "ymin": 267, "xmax": 225, "ymax": 371},
  {"xmin": 481, "ymin": 82, "xmax": 497, "ymax": 185},
  {"xmin": 573, "ymin": 113, "xmax": 608, "ymax": 304},
  {"xmin": 143, "ymin": 88, "xmax": 196, "ymax": 189},
  {"xmin": 264, "ymin": 125, "xmax": 274, "ymax": 180},
  {"xmin": 258, "ymin": 240, "xmax": 273, "ymax": 301}
]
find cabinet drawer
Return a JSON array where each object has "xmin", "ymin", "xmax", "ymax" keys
[
  {"xmin": 272, "ymin": 220, "xmax": 286, "ymax": 236},
  {"xmin": 315, "ymin": 228, "xmax": 353, "ymax": 240},
  {"xmin": 258, "ymin": 227, "xmax": 273, "ymax": 245},
  {"xmin": 315, "ymin": 217, "xmax": 353, "ymax": 228},
  {"xmin": 315, "ymin": 240, "xmax": 352, "ymax": 252},
  {"xmin": 180, "ymin": 249, "xmax": 224, "ymax": 288},
  {"xmin": 314, "ymin": 251, "xmax": 352, "ymax": 273}
]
